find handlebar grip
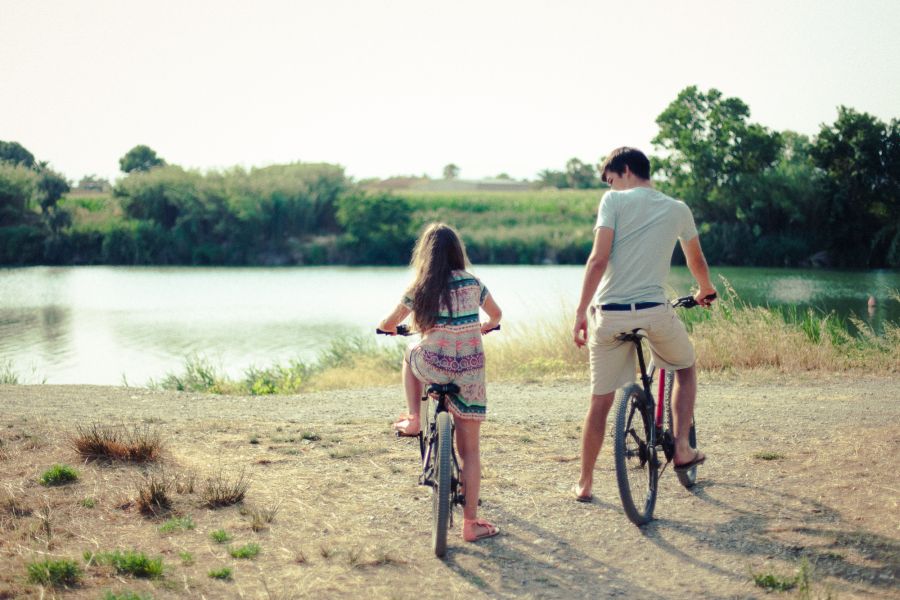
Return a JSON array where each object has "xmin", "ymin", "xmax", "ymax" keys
[{"xmin": 376, "ymin": 324, "xmax": 412, "ymax": 336}]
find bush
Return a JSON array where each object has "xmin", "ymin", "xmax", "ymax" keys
[
  {"xmin": 87, "ymin": 550, "xmax": 164, "ymax": 578},
  {"xmin": 73, "ymin": 423, "xmax": 163, "ymax": 462},
  {"xmin": 27, "ymin": 559, "xmax": 82, "ymax": 586},
  {"xmin": 39, "ymin": 464, "xmax": 79, "ymax": 486},
  {"xmin": 336, "ymin": 192, "xmax": 414, "ymax": 264}
]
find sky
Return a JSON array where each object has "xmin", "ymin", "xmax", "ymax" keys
[{"xmin": 2, "ymin": 0, "xmax": 899, "ymax": 184}]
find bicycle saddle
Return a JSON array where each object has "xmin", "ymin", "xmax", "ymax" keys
[
  {"xmin": 616, "ymin": 328, "xmax": 647, "ymax": 342},
  {"xmin": 427, "ymin": 383, "xmax": 460, "ymax": 395}
]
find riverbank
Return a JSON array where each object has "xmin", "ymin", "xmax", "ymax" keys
[{"xmin": 1, "ymin": 373, "xmax": 897, "ymax": 599}]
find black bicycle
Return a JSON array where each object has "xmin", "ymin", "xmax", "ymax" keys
[
  {"xmin": 613, "ymin": 293, "xmax": 715, "ymax": 526},
  {"xmin": 376, "ymin": 323, "xmax": 498, "ymax": 557}
]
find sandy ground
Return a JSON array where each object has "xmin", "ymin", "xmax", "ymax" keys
[{"xmin": 0, "ymin": 374, "xmax": 898, "ymax": 599}]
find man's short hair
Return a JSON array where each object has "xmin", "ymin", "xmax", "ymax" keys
[{"xmin": 599, "ymin": 147, "xmax": 651, "ymax": 183}]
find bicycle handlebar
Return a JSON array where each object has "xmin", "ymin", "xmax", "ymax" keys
[
  {"xmin": 376, "ymin": 324, "xmax": 501, "ymax": 336},
  {"xmin": 672, "ymin": 292, "xmax": 717, "ymax": 309}
]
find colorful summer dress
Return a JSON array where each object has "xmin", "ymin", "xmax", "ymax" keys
[{"xmin": 402, "ymin": 270, "xmax": 490, "ymax": 421}]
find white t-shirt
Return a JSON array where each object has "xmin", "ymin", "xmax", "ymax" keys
[{"xmin": 593, "ymin": 187, "xmax": 698, "ymax": 305}]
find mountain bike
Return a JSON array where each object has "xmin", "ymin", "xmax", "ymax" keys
[
  {"xmin": 613, "ymin": 293, "xmax": 715, "ymax": 526},
  {"xmin": 376, "ymin": 323, "xmax": 499, "ymax": 557}
]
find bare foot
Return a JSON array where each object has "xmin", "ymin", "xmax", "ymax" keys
[
  {"xmin": 673, "ymin": 449, "xmax": 706, "ymax": 471},
  {"xmin": 392, "ymin": 414, "xmax": 420, "ymax": 436},
  {"xmin": 463, "ymin": 518, "xmax": 500, "ymax": 542}
]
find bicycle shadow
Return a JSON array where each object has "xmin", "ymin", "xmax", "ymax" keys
[
  {"xmin": 643, "ymin": 480, "xmax": 899, "ymax": 590},
  {"xmin": 441, "ymin": 504, "xmax": 653, "ymax": 599}
]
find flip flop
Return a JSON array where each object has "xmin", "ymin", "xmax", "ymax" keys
[
  {"xmin": 392, "ymin": 415, "xmax": 420, "ymax": 437},
  {"xmin": 572, "ymin": 485, "xmax": 593, "ymax": 503},
  {"xmin": 463, "ymin": 518, "xmax": 500, "ymax": 542},
  {"xmin": 674, "ymin": 450, "xmax": 706, "ymax": 472}
]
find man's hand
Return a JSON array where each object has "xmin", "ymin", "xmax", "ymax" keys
[
  {"xmin": 693, "ymin": 287, "xmax": 718, "ymax": 308},
  {"xmin": 573, "ymin": 309, "xmax": 589, "ymax": 347}
]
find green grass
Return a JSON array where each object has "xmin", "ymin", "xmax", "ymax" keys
[
  {"xmin": 80, "ymin": 497, "xmax": 97, "ymax": 508},
  {"xmin": 39, "ymin": 464, "xmax": 79, "ymax": 486},
  {"xmin": 228, "ymin": 543, "xmax": 261, "ymax": 559},
  {"xmin": 751, "ymin": 559, "xmax": 814, "ymax": 594},
  {"xmin": 208, "ymin": 566, "xmax": 233, "ymax": 580},
  {"xmin": 210, "ymin": 529, "xmax": 231, "ymax": 543},
  {"xmin": 179, "ymin": 551, "xmax": 194, "ymax": 565},
  {"xmin": 753, "ymin": 451, "xmax": 786, "ymax": 461},
  {"xmin": 103, "ymin": 591, "xmax": 152, "ymax": 600},
  {"xmin": 158, "ymin": 515, "xmax": 195, "ymax": 533},
  {"xmin": 0, "ymin": 360, "xmax": 18, "ymax": 384},
  {"xmin": 87, "ymin": 550, "xmax": 164, "ymax": 578},
  {"xmin": 26, "ymin": 559, "xmax": 82, "ymax": 586}
]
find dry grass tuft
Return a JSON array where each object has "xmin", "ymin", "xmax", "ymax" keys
[
  {"xmin": 202, "ymin": 469, "xmax": 250, "ymax": 508},
  {"xmin": 135, "ymin": 472, "xmax": 171, "ymax": 516},
  {"xmin": 73, "ymin": 423, "xmax": 163, "ymax": 462},
  {"xmin": 241, "ymin": 499, "xmax": 281, "ymax": 531}
]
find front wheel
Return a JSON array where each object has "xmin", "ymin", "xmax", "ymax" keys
[
  {"xmin": 614, "ymin": 384, "xmax": 659, "ymax": 526},
  {"xmin": 431, "ymin": 412, "xmax": 453, "ymax": 557}
]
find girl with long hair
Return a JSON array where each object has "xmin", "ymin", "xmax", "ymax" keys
[{"xmin": 379, "ymin": 222, "xmax": 502, "ymax": 542}]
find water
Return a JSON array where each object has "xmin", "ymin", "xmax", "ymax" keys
[{"xmin": 1, "ymin": 265, "xmax": 897, "ymax": 385}]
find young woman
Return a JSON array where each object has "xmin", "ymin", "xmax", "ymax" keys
[{"xmin": 379, "ymin": 222, "xmax": 502, "ymax": 542}]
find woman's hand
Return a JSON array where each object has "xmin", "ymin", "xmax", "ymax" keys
[{"xmin": 480, "ymin": 320, "xmax": 500, "ymax": 334}]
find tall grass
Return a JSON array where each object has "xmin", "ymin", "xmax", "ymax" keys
[{"xmin": 156, "ymin": 286, "xmax": 898, "ymax": 395}]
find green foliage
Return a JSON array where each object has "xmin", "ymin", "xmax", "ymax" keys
[
  {"xmin": 88, "ymin": 550, "xmax": 164, "ymax": 578},
  {"xmin": 26, "ymin": 558, "xmax": 82, "ymax": 586},
  {"xmin": 210, "ymin": 529, "xmax": 231, "ymax": 543},
  {"xmin": 0, "ymin": 140, "xmax": 37, "ymax": 168},
  {"xmin": 103, "ymin": 591, "xmax": 152, "ymax": 600},
  {"xmin": 158, "ymin": 515, "xmax": 195, "ymax": 533},
  {"xmin": 1, "ymin": 360, "xmax": 19, "ymax": 384},
  {"xmin": 228, "ymin": 543, "xmax": 261, "ymax": 559},
  {"xmin": 40, "ymin": 464, "xmax": 79, "ymax": 486},
  {"xmin": 442, "ymin": 163, "xmax": 460, "ymax": 179},
  {"xmin": 0, "ymin": 162, "xmax": 38, "ymax": 226},
  {"xmin": 336, "ymin": 192, "xmax": 414, "ymax": 264},
  {"xmin": 208, "ymin": 566, "xmax": 233, "ymax": 580},
  {"xmin": 119, "ymin": 144, "xmax": 166, "ymax": 173},
  {"xmin": 565, "ymin": 157, "xmax": 599, "ymax": 189}
]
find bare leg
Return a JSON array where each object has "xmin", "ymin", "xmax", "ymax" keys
[
  {"xmin": 672, "ymin": 364, "xmax": 703, "ymax": 465},
  {"xmin": 455, "ymin": 418, "xmax": 497, "ymax": 541},
  {"xmin": 578, "ymin": 392, "xmax": 615, "ymax": 498},
  {"xmin": 394, "ymin": 352, "xmax": 423, "ymax": 434}
]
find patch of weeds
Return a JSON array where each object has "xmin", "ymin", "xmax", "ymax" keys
[
  {"xmin": 202, "ymin": 469, "xmax": 250, "ymax": 508},
  {"xmin": 171, "ymin": 471, "xmax": 197, "ymax": 494},
  {"xmin": 72, "ymin": 423, "xmax": 162, "ymax": 462},
  {"xmin": 87, "ymin": 550, "xmax": 164, "ymax": 578},
  {"xmin": 80, "ymin": 497, "xmax": 97, "ymax": 508},
  {"xmin": 103, "ymin": 592, "xmax": 152, "ymax": 600},
  {"xmin": 751, "ymin": 559, "xmax": 813, "ymax": 593},
  {"xmin": 26, "ymin": 558, "xmax": 82, "ymax": 586},
  {"xmin": 229, "ymin": 542, "xmax": 261, "ymax": 559},
  {"xmin": 319, "ymin": 543, "xmax": 334, "ymax": 559},
  {"xmin": 0, "ymin": 360, "xmax": 19, "ymax": 384},
  {"xmin": 241, "ymin": 501, "xmax": 280, "ymax": 532},
  {"xmin": 519, "ymin": 436, "xmax": 533, "ymax": 444},
  {"xmin": 208, "ymin": 566, "xmax": 233, "ymax": 580},
  {"xmin": 249, "ymin": 436, "xmax": 260, "ymax": 445},
  {"xmin": 210, "ymin": 529, "xmax": 231, "ymax": 543},
  {"xmin": 158, "ymin": 515, "xmax": 195, "ymax": 533},
  {"xmin": 2, "ymin": 491, "xmax": 32, "ymax": 517},
  {"xmin": 136, "ymin": 473, "xmax": 171, "ymax": 515},
  {"xmin": 179, "ymin": 551, "xmax": 194, "ymax": 566},
  {"xmin": 329, "ymin": 446, "xmax": 366, "ymax": 459},
  {"xmin": 753, "ymin": 450, "xmax": 786, "ymax": 461},
  {"xmin": 301, "ymin": 431, "xmax": 321, "ymax": 442},
  {"xmin": 40, "ymin": 464, "xmax": 79, "ymax": 486}
]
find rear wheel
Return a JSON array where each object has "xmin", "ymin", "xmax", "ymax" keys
[
  {"xmin": 614, "ymin": 384, "xmax": 659, "ymax": 526},
  {"xmin": 664, "ymin": 370, "xmax": 699, "ymax": 489},
  {"xmin": 431, "ymin": 412, "xmax": 453, "ymax": 557}
]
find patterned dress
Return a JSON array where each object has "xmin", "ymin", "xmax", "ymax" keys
[{"xmin": 402, "ymin": 270, "xmax": 490, "ymax": 421}]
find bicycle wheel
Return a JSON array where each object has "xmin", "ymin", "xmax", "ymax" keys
[
  {"xmin": 664, "ymin": 370, "xmax": 699, "ymax": 489},
  {"xmin": 614, "ymin": 383, "xmax": 659, "ymax": 526},
  {"xmin": 431, "ymin": 411, "xmax": 453, "ymax": 557}
]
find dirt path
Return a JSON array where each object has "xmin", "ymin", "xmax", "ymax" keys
[{"xmin": 1, "ymin": 375, "xmax": 898, "ymax": 599}]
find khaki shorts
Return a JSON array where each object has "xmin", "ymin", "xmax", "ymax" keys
[{"xmin": 588, "ymin": 303, "xmax": 695, "ymax": 395}]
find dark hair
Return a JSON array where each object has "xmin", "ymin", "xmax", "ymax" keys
[
  {"xmin": 599, "ymin": 147, "xmax": 651, "ymax": 183},
  {"xmin": 408, "ymin": 223, "xmax": 469, "ymax": 332}
]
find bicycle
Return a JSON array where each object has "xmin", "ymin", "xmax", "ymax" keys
[
  {"xmin": 376, "ymin": 323, "xmax": 499, "ymax": 557},
  {"xmin": 612, "ymin": 293, "xmax": 715, "ymax": 526}
]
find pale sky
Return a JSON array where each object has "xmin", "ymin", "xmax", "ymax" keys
[{"xmin": 2, "ymin": 0, "xmax": 898, "ymax": 184}]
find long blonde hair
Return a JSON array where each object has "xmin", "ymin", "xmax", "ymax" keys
[{"xmin": 408, "ymin": 223, "xmax": 470, "ymax": 332}]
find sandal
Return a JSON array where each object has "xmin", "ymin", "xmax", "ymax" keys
[
  {"xmin": 392, "ymin": 414, "xmax": 420, "ymax": 437},
  {"xmin": 463, "ymin": 518, "xmax": 500, "ymax": 542},
  {"xmin": 674, "ymin": 450, "xmax": 706, "ymax": 472}
]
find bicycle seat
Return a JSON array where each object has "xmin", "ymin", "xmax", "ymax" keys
[
  {"xmin": 427, "ymin": 383, "xmax": 460, "ymax": 395},
  {"xmin": 615, "ymin": 328, "xmax": 647, "ymax": 343}
]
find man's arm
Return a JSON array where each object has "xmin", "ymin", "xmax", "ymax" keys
[
  {"xmin": 680, "ymin": 235, "xmax": 717, "ymax": 306},
  {"xmin": 573, "ymin": 227, "xmax": 614, "ymax": 347}
]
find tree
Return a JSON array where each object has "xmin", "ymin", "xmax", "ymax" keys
[
  {"xmin": 565, "ymin": 158, "xmax": 598, "ymax": 189},
  {"xmin": 652, "ymin": 86, "xmax": 782, "ymax": 223},
  {"xmin": 336, "ymin": 193, "xmax": 414, "ymax": 264},
  {"xmin": 0, "ymin": 140, "xmax": 36, "ymax": 168},
  {"xmin": 536, "ymin": 169, "xmax": 569, "ymax": 189},
  {"xmin": 442, "ymin": 164, "xmax": 460, "ymax": 180},
  {"xmin": 811, "ymin": 107, "xmax": 900, "ymax": 266},
  {"xmin": 119, "ymin": 145, "xmax": 166, "ymax": 173}
]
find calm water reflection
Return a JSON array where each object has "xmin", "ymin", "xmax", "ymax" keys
[{"xmin": 1, "ymin": 266, "xmax": 897, "ymax": 385}]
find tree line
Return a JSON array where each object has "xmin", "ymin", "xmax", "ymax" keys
[{"xmin": 1, "ymin": 86, "xmax": 898, "ymax": 268}]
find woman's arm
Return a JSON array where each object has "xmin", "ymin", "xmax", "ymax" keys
[
  {"xmin": 379, "ymin": 304, "xmax": 412, "ymax": 334},
  {"xmin": 481, "ymin": 292, "xmax": 502, "ymax": 334}
]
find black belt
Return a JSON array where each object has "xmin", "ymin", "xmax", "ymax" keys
[{"xmin": 600, "ymin": 302, "xmax": 663, "ymax": 311}]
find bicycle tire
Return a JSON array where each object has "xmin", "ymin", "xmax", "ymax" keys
[
  {"xmin": 663, "ymin": 370, "xmax": 699, "ymax": 489},
  {"xmin": 432, "ymin": 411, "xmax": 453, "ymax": 557},
  {"xmin": 614, "ymin": 383, "xmax": 659, "ymax": 526}
]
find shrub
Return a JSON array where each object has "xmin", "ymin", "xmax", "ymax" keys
[
  {"xmin": 39, "ymin": 464, "xmax": 79, "ymax": 486},
  {"xmin": 26, "ymin": 558, "xmax": 82, "ymax": 586},
  {"xmin": 229, "ymin": 543, "xmax": 260, "ymax": 559},
  {"xmin": 87, "ymin": 550, "xmax": 164, "ymax": 578},
  {"xmin": 158, "ymin": 515, "xmax": 195, "ymax": 533},
  {"xmin": 136, "ymin": 473, "xmax": 171, "ymax": 515},
  {"xmin": 208, "ymin": 567, "xmax": 233, "ymax": 580},
  {"xmin": 73, "ymin": 423, "xmax": 162, "ymax": 462},
  {"xmin": 202, "ymin": 470, "xmax": 249, "ymax": 508},
  {"xmin": 210, "ymin": 529, "xmax": 231, "ymax": 544}
]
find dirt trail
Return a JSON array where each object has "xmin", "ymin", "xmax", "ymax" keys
[{"xmin": 0, "ymin": 375, "xmax": 898, "ymax": 599}]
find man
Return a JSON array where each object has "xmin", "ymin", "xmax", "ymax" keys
[{"xmin": 572, "ymin": 147, "xmax": 716, "ymax": 502}]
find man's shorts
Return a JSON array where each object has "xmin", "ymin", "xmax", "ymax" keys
[{"xmin": 588, "ymin": 303, "xmax": 695, "ymax": 395}]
